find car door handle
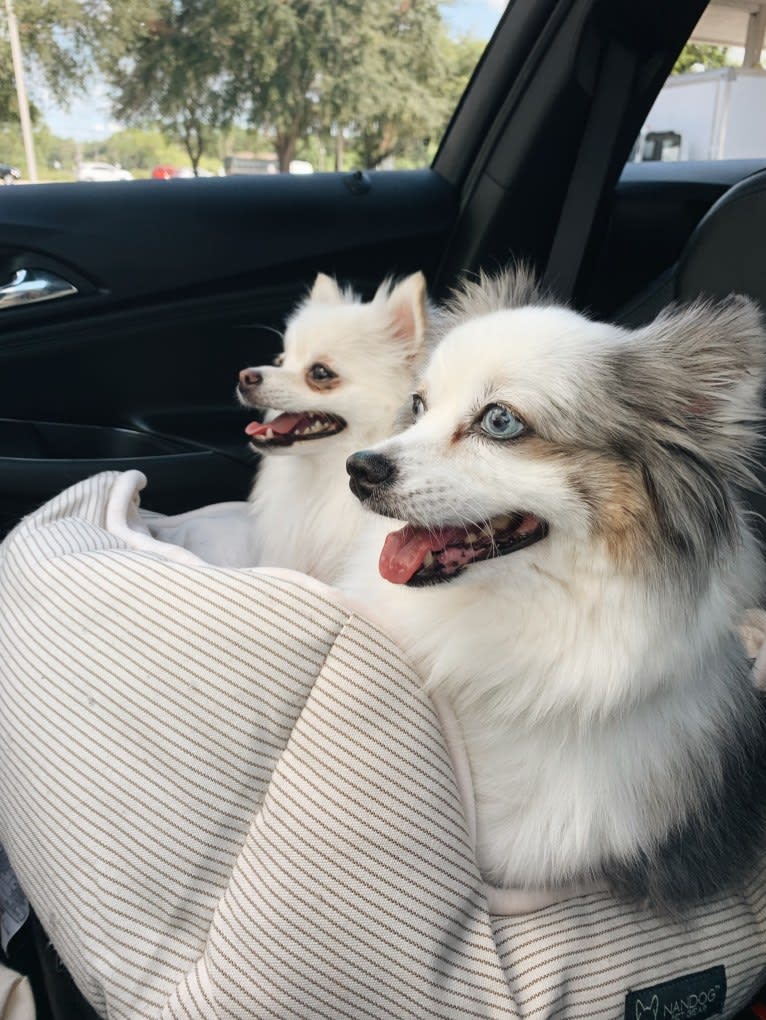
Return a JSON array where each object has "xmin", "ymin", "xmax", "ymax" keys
[{"xmin": 0, "ymin": 268, "xmax": 78, "ymax": 309}]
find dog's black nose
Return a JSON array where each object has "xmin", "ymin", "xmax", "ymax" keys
[
  {"xmin": 346, "ymin": 450, "xmax": 396, "ymax": 501},
  {"xmin": 239, "ymin": 368, "xmax": 262, "ymax": 387}
]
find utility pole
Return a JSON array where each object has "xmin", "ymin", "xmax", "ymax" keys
[{"xmin": 5, "ymin": 0, "xmax": 37, "ymax": 182}]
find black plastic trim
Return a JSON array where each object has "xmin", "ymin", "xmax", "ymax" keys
[{"xmin": 0, "ymin": 170, "xmax": 456, "ymax": 318}]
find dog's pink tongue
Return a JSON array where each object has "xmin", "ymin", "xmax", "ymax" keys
[
  {"xmin": 379, "ymin": 524, "xmax": 467, "ymax": 584},
  {"xmin": 245, "ymin": 412, "xmax": 304, "ymax": 437}
]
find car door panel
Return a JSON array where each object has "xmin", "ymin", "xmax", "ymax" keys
[
  {"xmin": 0, "ymin": 170, "xmax": 454, "ymax": 307},
  {"xmin": 0, "ymin": 420, "xmax": 245, "ymax": 535}
]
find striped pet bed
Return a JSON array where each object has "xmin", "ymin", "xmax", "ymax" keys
[{"xmin": 0, "ymin": 470, "xmax": 765, "ymax": 1019}]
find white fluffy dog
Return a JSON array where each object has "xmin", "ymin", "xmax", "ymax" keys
[
  {"xmin": 237, "ymin": 272, "xmax": 426, "ymax": 583},
  {"xmin": 344, "ymin": 267, "xmax": 766, "ymax": 910}
]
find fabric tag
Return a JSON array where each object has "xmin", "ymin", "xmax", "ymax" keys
[
  {"xmin": 625, "ymin": 966, "xmax": 726, "ymax": 1020},
  {"xmin": 0, "ymin": 846, "xmax": 29, "ymax": 953}
]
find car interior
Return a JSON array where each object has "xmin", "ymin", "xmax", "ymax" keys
[{"xmin": 3, "ymin": 0, "xmax": 766, "ymax": 1015}]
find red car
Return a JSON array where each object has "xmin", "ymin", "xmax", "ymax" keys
[{"xmin": 151, "ymin": 164, "xmax": 179, "ymax": 179}]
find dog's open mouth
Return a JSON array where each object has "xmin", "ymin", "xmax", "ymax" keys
[
  {"xmin": 379, "ymin": 512, "xmax": 548, "ymax": 586},
  {"xmin": 245, "ymin": 411, "xmax": 346, "ymax": 448}
]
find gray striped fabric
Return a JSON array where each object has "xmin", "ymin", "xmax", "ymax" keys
[{"xmin": 0, "ymin": 471, "xmax": 764, "ymax": 1019}]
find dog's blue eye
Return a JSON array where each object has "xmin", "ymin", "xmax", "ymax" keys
[
  {"xmin": 411, "ymin": 393, "xmax": 425, "ymax": 420},
  {"xmin": 480, "ymin": 404, "xmax": 525, "ymax": 439}
]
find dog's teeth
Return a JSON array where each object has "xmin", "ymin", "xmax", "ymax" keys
[
  {"xmin": 265, "ymin": 428, "xmax": 274, "ymax": 440},
  {"xmin": 423, "ymin": 551, "xmax": 435, "ymax": 568},
  {"xmin": 494, "ymin": 515, "xmax": 511, "ymax": 530},
  {"xmin": 466, "ymin": 532, "xmax": 479, "ymax": 544}
]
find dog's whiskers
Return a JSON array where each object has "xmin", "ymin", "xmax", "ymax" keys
[{"xmin": 240, "ymin": 322, "xmax": 286, "ymax": 344}]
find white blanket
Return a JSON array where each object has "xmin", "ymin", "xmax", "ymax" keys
[{"xmin": 1, "ymin": 470, "xmax": 765, "ymax": 1019}]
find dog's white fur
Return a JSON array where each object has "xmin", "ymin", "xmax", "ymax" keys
[
  {"xmin": 238, "ymin": 273, "xmax": 426, "ymax": 583},
  {"xmin": 342, "ymin": 277, "xmax": 766, "ymax": 904}
]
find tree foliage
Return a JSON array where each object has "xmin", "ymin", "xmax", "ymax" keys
[
  {"xmin": 334, "ymin": 1, "xmax": 454, "ymax": 169},
  {"xmin": 1, "ymin": 0, "xmax": 483, "ymax": 174},
  {"xmin": 227, "ymin": 0, "xmax": 475, "ymax": 171},
  {"xmin": 225, "ymin": 0, "xmax": 330, "ymax": 171},
  {"xmin": 0, "ymin": 0, "xmax": 87, "ymax": 134},
  {"xmin": 672, "ymin": 43, "xmax": 729, "ymax": 75},
  {"xmin": 84, "ymin": 127, "xmax": 220, "ymax": 174},
  {"xmin": 348, "ymin": 22, "xmax": 484, "ymax": 169},
  {"xmin": 10, "ymin": 0, "xmax": 91, "ymax": 101},
  {"xmin": 85, "ymin": 0, "xmax": 239, "ymax": 173},
  {"xmin": 0, "ymin": 75, "xmax": 38, "ymax": 125}
]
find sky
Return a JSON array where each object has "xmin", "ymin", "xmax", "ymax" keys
[
  {"xmin": 35, "ymin": 0, "xmax": 508, "ymax": 142},
  {"xmin": 442, "ymin": 0, "xmax": 506, "ymax": 40}
]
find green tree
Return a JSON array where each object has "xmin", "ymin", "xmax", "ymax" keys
[
  {"xmin": 349, "ymin": 23, "xmax": 483, "ymax": 169},
  {"xmin": 227, "ymin": 0, "xmax": 329, "ymax": 172},
  {"xmin": 0, "ymin": 76, "xmax": 38, "ymax": 124},
  {"xmin": 0, "ymin": 119, "xmax": 77, "ymax": 179},
  {"xmin": 0, "ymin": 0, "xmax": 89, "ymax": 151},
  {"xmin": 229, "ymin": 0, "xmax": 472, "ymax": 172},
  {"xmin": 439, "ymin": 33, "xmax": 485, "ymax": 113},
  {"xmin": 1, "ymin": 0, "xmax": 483, "ymax": 177},
  {"xmin": 84, "ymin": 127, "xmax": 203, "ymax": 174},
  {"xmin": 34, "ymin": 123, "xmax": 76, "ymax": 168},
  {"xmin": 90, "ymin": 0, "xmax": 237, "ymax": 174},
  {"xmin": 672, "ymin": 43, "xmax": 729, "ymax": 75}
]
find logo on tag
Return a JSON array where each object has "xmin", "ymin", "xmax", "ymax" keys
[{"xmin": 625, "ymin": 966, "xmax": 726, "ymax": 1020}]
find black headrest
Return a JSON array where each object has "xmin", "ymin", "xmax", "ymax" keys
[
  {"xmin": 676, "ymin": 169, "xmax": 766, "ymax": 307},
  {"xmin": 673, "ymin": 169, "xmax": 766, "ymax": 557}
]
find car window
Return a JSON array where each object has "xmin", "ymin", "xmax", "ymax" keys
[
  {"xmin": 630, "ymin": 1, "xmax": 766, "ymax": 163},
  {"xmin": 1, "ymin": 0, "xmax": 507, "ymax": 184}
]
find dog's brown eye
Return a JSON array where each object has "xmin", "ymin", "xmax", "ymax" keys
[
  {"xmin": 273, "ymin": 353, "xmax": 285, "ymax": 367},
  {"xmin": 308, "ymin": 363, "xmax": 336, "ymax": 382}
]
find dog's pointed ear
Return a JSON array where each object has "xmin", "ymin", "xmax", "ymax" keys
[
  {"xmin": 623, "ymin": 295, "xmax": 766, "ymax": 483},
  {"xmin": 609, "ymin": 297, "xmax": 766, "ymax": 560},
  {"xmin": 310, "ymin": 273, "xmax": 343, "ymax": 304},
  {"xmin": 384, "ymin": 271, "xmax": 427, "ymax": 351},
  {"xmin": 632, "ymin": 295, "xmax": 765, "ymax": 420}
]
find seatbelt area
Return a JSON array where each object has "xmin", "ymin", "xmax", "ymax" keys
[{"xmin": 543, "ymin": 38, "xmax": 638, "ymax": 303}]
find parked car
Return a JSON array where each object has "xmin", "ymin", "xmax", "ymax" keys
[
  {"xmin": 152, "ymin": 165, "xmax": 217, "ymax": 179},
  {"xmin": 172, "ymin": 166, "xmax": 217, "ymax": 178},
  {"xmin": 0, "ymin": 163, "xmax": 20, "ymax": 185},
  {"xmin": 223, "ymin": 153, "xmax": 314, "ymax": 175},
  {"xmin": 151, "ymin": 164, "xmax": 178, "ymax": 179},
  {"xmin": 76, "ymin": 161, "xmax": 133, "ymax": 182}
]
